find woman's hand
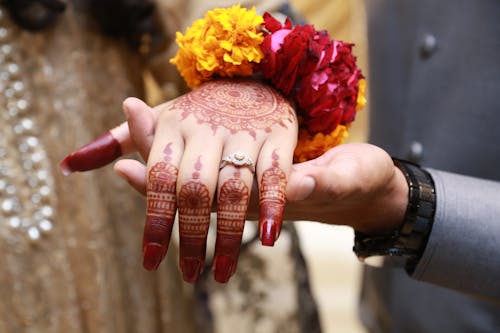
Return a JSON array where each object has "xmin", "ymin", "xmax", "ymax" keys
[{"xmin": 62, "ymin": 79, "xmax": 298, "ymax": 284}]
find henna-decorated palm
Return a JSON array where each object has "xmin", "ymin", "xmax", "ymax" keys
[{"xmin": 62, "ymin": 79, "xmax": 298, "ymax": 283}]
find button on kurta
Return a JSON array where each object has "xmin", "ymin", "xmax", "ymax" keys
[
  {"xmin": 408, "ymin": 141, "xmax": 423, "ymax": 162},
  {"xmin": 419, "ymin": 34, "xmax": 437, "ymax": 58}
]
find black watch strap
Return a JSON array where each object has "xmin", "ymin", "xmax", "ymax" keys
[{"xmin": 353, "ymin": 158, "xmax": 436, "ymax": 274}]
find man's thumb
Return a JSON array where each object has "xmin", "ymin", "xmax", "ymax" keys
[{"xmin": 287, "ymin": 173, "xmax": 316, "ymax": 201}]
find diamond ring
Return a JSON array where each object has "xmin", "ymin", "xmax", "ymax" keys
[{"xmin": 219, "ymin": 151, "xmax": 255, "ymax": 173}]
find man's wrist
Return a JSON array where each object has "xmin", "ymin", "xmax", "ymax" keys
[
  {"xmin": 354, "ymin": 159, "xmax": 409, "ymax": 235},
  {"xmin": 384, "ymin": 163, "xmax": 411, "ymax": 232},
  {"xmin": 353, "ymin": 158, "xmax": 437, "ymax": 273}
]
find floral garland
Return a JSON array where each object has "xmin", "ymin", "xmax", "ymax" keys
[{"xmin": 170, "ymin": 5, "xmax": 366, "ymax": 162}]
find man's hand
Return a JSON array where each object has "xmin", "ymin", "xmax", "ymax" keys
[{"xmin": 285, "ymin": 143, "xmax": 409, "ymax": 234}]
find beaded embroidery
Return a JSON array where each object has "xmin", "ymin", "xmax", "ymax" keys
[{"xmin": 0, "ymin": 8, "xmax": 56, "ymax": 241}]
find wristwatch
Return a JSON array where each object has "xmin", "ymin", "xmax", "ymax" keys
[{"xmin": 353, "ymin": 158, "xmax": 436, "ymax": 274}]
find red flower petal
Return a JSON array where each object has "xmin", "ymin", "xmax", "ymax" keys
[
  {"xmin": 263, "ymin": 12, "xmax": 284, "ymax": 33},
  {"xmin": 259, "ymin": 14, "xmax": 364, "ymax": 135}
]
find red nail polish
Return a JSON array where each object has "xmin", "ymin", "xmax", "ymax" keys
[
  {"xmin": 213, "ymin": 255, "xmax": 234, "ymax": 283},
  {"xmin": 261, "ymin": 220, "xmax": 276, "ymax": 246},
  {"xmin": 60, "ymin": 132, "xmax": 121, "ymax": 175},
  {"xmin": 143, "ymin": 243, "xmax": 164, "ymax": 271},
  {"xmin": 181, "ymin": 258, "xmax": 202, "ymax": 283}
]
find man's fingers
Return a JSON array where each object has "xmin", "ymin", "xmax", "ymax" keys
[
  {"xmin": 286, "ymin": 172, "xmax": 317, "ymax": 201},
  {"xmin": 114, "ymin": 159, "xmax": 147, "ymax": 195}
]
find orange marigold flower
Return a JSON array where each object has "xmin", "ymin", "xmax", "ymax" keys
[
  {"xmin": 170, "ymin": 5, "xmax": 264, "ymax": 88},
  {"xmin": 293, "ymin": 126, "xmax": 349, "ymax": 162},
  {"xmin": 356, "ymin": 79, "xmax": 367, "ymax": 111}
]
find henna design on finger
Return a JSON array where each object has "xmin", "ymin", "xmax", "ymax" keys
[
  {"xmin": 214, "ymin": 172, "xmax": 249, "ymax": 283},
  {"xmin": 169, "ymin": 79, "xmax": 295, "ymax": 139},
  {"xmin": 60, "ymin": 132, "xmax": 121, "ymax": 175},
  {"xmin": 143, "ymin": 143, "xmax": 178, "ymax": 270},
  {"xmin": 259, "ymin": 150, "xmax": 287, "ymax": 246},
  {"xmin": 178, "ymin": 157, "xmax": 211, "ymax": 283}
]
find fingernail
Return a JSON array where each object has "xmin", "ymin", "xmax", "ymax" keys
[
  {"xmin": 143, "ymin": 243, "xmax": 164, "ymax": 271},
  {"xmin": 59, "ymin": 132, "xmax": 121, "ymax": 174},
  {"xmin": 59, "ymin": 157, "xmax": 73, "ymax": 176},
  {"xmin": 181, "ymin": 258, "xmax": 202, "ymax": 283},
  {"xmin": 213, "ymin": 255, "xmax": 234, "ymax": 283},
  {"xmin": 260, "ymin": 220, "xmax": 276, "ymax": 246},
  {"xmin": 294, "ymin": 176, "xmax": 316, "ymax": 201}
]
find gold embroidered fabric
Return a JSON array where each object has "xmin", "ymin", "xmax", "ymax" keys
[{"xmin": 0, "ymin": 4, "xmax": 194, "ymax": 332}]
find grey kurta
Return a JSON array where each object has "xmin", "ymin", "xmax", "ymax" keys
[{"xmin": 361, "ymin": 0, "xmax": 500, "ymax": 332}]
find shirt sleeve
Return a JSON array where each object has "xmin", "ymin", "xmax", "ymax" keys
[{"xmin": 411, "ymin": 168, "xmax": 500, "ymax": 302}]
